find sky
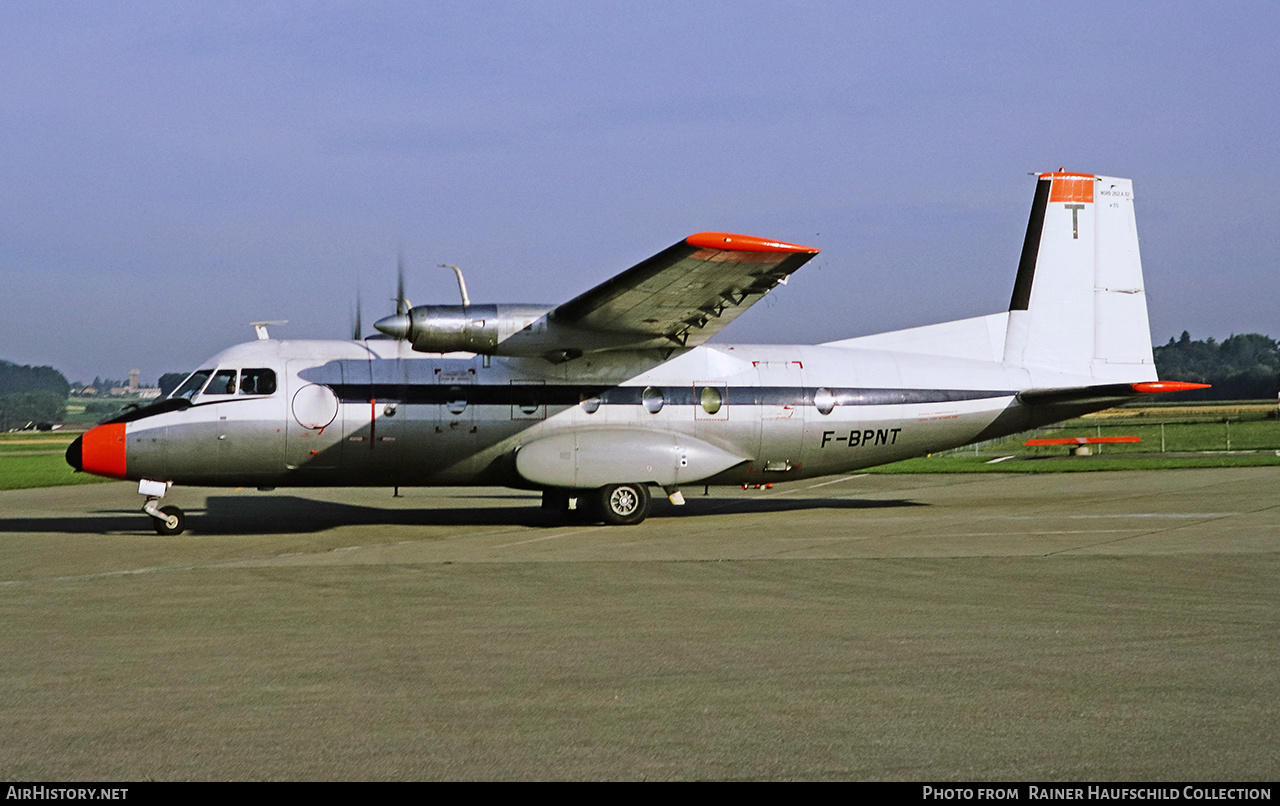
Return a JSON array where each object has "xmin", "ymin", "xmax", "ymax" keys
[{"xmin": 1, "ymin": 1, "xmax": 1276, "ymax": 384}]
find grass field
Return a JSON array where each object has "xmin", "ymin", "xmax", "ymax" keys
[
  {"xmin": 971, "ymin": 420, "xmax": 1280, "ymax": 456},
  {"xmin": 0, "ymin": 433, "xmax": 109, "ymax": 491},
  {"xmin": 0, "ymin": 455, "xmax": 110, "ymax": 490},
  {"xmin": 901, "ymin": 403, "xmax": 1280, "ymax": 471}
]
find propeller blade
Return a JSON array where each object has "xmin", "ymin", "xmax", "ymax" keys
[
  {"xmin": 351, "ymin": 284, "xmax": 363, "ymax": 340},
  {"xmin": 396, "ymin": 251, "xmax": 408, "ymax": 315}
]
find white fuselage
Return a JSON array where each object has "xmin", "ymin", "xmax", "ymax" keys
[{"xmin": 113, "ymin": 336, "xmax": 1104, "ymax": 490}]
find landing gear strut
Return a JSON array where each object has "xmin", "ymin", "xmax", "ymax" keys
[
  {"xmin": 543, "ymin": 483, "xmax": 652, "ymax": 525},
  {"xmin": 542, "ymin": 490, "xmax": 597, "ymax": 523},
  {"xmin": 139, "ymin": 479, "xmax": 185, "ymax": 536},
  {"xmin": 147, "ymin": 503, "xmax": 186, "ymax": 536}
]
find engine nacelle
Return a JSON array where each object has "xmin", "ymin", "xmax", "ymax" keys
[
  {"xmin": 375, "ymin": 304, "xmax": 669, "ymax": 360},
  {"xmin": 375, "ymin": 304, "xmax": 550, "ymax": 354}
]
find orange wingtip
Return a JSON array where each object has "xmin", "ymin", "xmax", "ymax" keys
[
  {"xmin": 1131, "ymin": 381, "xmax": 1212, "ymax": 394},
  {"xmin": 686, "ymin": 232, "xmax": 819, "ymax": 253}
]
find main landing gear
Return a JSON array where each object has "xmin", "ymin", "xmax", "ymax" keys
[
  {"xmin": 542, "ymin": 482, "xmax": 655, "ymax": 526},
  {"xmin": 598, "ymin": 482, "xmax": 650, "ymax": 526},
  {"xmin": 139, "ymin": 478, "xmax": 186, "ymax": 536}
]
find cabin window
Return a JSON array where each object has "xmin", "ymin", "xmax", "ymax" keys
[
  {"xmin": 239, "ymin": 368, "xmax": 277, "ymax": 396},
  {"xmin": 699, "ymin": 386, "xmax": 723, "ymax": 415},
  {"xmin": 171, "ymin": 369, "xmax": 213, "ymax": 400},
  {"xmin": 509, "ymin": 381, "xmax": 545, "ymax": 420},
  {"xmin": 642, "ymin": 386, "xmax": 664, "ymax": 414},
  {"xmin": 446, "ymin": 388, "xmax": 467, "ymax": 415},
  {"xmin": 517, "ymin": 394, "xmax": 539, "ymax": 416},
  {"xmin": 814, "ymin": 387, "xmax": 836, "ymax": 415},
  {"xmin": 204, "ymin": 369, "xmax": 237, "ymax": 395}
]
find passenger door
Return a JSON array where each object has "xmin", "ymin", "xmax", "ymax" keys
[{"xmin": 753, "ymin": 359, "xmax": 807, "ymax": 473}]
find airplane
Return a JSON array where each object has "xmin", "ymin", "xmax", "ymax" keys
[{"xmin": 66, "ymin": 171, "xmax": 1207, "ymax": 535}]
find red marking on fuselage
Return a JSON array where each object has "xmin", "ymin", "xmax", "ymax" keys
[{"xmin": 81, "ymin": 423, "xmax": 128, "ymax": 479}]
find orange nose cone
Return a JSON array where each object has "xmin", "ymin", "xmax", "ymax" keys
[{"xmin": 80, "ymin": 423, "xmax": 128, "ymax": 479}]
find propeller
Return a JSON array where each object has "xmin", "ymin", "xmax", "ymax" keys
[
  {"xmin": 350, "ymin": 282, "xmax": 363, "ymax": 341},
  {"xmin": 395, "ymin": 251, "xmax": 411, "ymax": 314},
  {"xmin": 375, "ymin": 251, "xmax": 412, "ymax": 340}
]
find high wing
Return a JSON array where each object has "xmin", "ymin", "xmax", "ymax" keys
[
  {"xmin": 373, "ymin": 231, "xmax": 820, "ymax": 358},
  {"xmin": 552, "ymin": 232, "xmax": 820, "ymax": 349}
]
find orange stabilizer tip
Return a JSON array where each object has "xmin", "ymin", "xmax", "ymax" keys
[
  {"xmin": 1131, "ymin": 381, "xmax": 1213, "ymax": 394},
  {"xmin": 686, "ymin": 232, "xmax": 819, "ymax": 253},
  {"xmin": 81, "ymin": 423, "xmax": 128, "ymax": 479}
]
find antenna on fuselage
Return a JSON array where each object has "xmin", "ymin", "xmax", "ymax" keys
[{"xmin": 251, "ymin": 321, "xmax": 287, "ymax": 340}]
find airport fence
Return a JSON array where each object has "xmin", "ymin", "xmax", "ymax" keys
[{"xmin": 957, "ymin": 415, "xmax": 1280, "ymax": 456}]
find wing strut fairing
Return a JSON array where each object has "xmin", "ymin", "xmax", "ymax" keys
[{"xmin": 375, "ymin": 232, "xmax": 818, "ymax": 360}]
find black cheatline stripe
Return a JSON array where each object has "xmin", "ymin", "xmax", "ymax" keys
[
  {"xmin": 1010, "ymin": 176, "xmax": 1051, "ymax": 312},
  {"xmin": 329, "ymin": 384, "xmax": 1014, "ymax": 408},
  {"xmin": 99, "ymin": 396, "xmax": 193, "ymax": 425}
]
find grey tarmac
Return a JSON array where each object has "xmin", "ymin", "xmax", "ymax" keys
[{"xmin": 2, "ymin": 468, "xmax": 1277, "ymax": 780}]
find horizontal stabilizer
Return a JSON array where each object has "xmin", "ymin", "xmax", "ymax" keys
[{"xmin": 1018, "ymin": 380, "xmax": 1210, "ymax": 407}]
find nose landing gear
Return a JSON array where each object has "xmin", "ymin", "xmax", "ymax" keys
[{"xmin": 139, "ymin": 478, "xmax": 186, "ymax": 536}]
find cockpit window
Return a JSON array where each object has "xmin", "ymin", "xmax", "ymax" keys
[
  {"xmin": 171, "ymin": 369, "xmax": 213, "ymax": 400},
  {"xmin": 204, "ymin": 369, "xmax": 238, "ymax": 395},
  {"xmin": 239, "ymin": 368, "xmax": 277, "ymax": 396}
]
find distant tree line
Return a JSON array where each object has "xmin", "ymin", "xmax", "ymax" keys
[
  {"xmin": 0, "ymin": 360, "xmax": 69, "ymax": 398},
  {"xmin": 1153, "ymin": 333, "xmax": 1280, "ymax": 401},
  {"xmin": 0, "ymin": 360, "xmax": 70, "ymax": 430}
]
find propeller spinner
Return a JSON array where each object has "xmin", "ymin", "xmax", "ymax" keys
[{"xmin": 375, "ymin": 252, "xmax": 412, "ymax": 339}]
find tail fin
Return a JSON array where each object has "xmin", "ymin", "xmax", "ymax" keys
[{"xmin": 1002, "ymin": 172, "xmax": 1156, "ymax": 382}]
